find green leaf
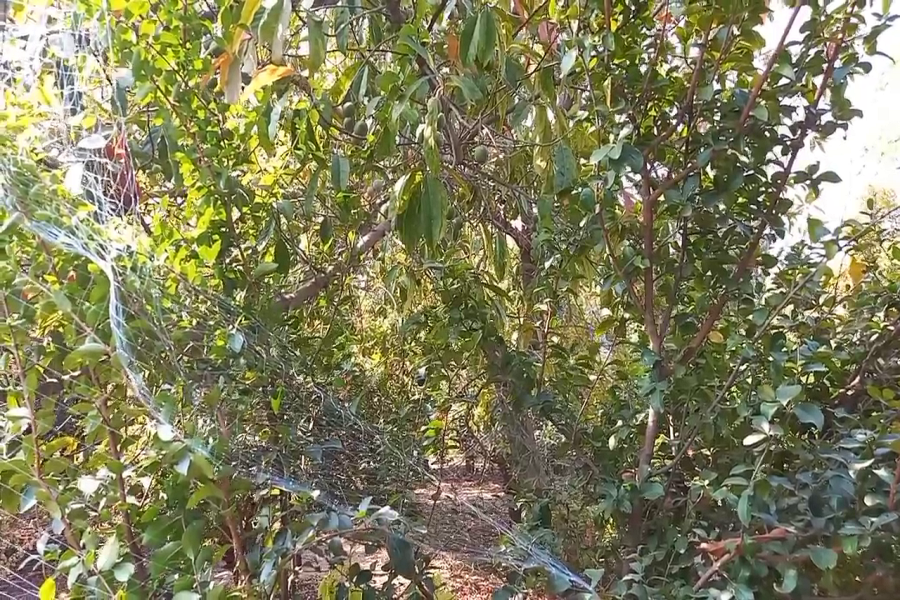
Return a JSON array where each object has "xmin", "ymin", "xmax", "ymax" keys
[
  {"xmin": 271, "ymin": 388, "xmax": 283, "ymax": 414},
  {"xmin": 808, "ymin": 546, "xmax": 838, "ymax": 570},
  {"xmin": 758, "ymin": 385, "xmax": 776, "ymax": 402},
  {"xmin": 841, "ymin": 535, "xmax": 859, "ymax": 555},
  {"xmin": 156, "ymin": 423, "xmax": 175, "ymax": 442},
  {"xmin": 493, "ymin": 232, "xmax": 508, "ymax": 280},
  {"xmin": 817, "ymin": 171, "xmax": 842, "ymax": 183},
  {"xmin": 112, "ymin": 562, "xmax": 135, "ymax": 583},
  {"xmin": 331, "ymin": 154, "xmax": 350, "ymax": 191},
  {"xmin": 0, "ymin": 212, "xmax": 24, "ymax": 236},
  {"xmin": 97, "ymin": 534, "xmax": 120, "ymax": 572},
  {"xmin": 774, "ymin": 62, "xmax": 796, "ymax": 81},
  {"xmin": 737, "ymin": 489, "xmax": 751, "ymax": 526},
  {"xmin": 476, "ymin": 9, "xmax": 497, "ymax": 65},
  {"xmin": 585, "ymin": 568, "xmax": 604, "ymax": 590},
  {"xmin": 252, "ymin": 262, "xmax": 279, "ymax": 278},
  {"xmin": 64, "ymin": 342, "xmax": 107, "ymax": 368},
  {"xmin": 228, "ymin": 330, "xmax": 245, "ymax": 354},
  {"xmin": 459, "ymin": 13, "xmax": 480, "ymax": 67},
  {"xmin": 742, "ymin": 432, "xmax": 767, "ymax": 447},
  {"xmin": 618, "ymin": 143, "xmax": 644, "ymax": 172},
  {"xmin": 792, "ymin": 403, "xmax": 824, "ymax": 430},
  {"xmin": 239, "ymin": 0, "xmax": 263, "ymax": 25},
  {"xmin": 751, "ymin": 103, "xmax": 768, "ymax": 121},
  {"xmin": 187, "ymin": 483, "xmax": 224, "ymax": 509},
  {"xmin": 197, "ymin": 240, "xmax": 222, "ymax": 263},
  {"xmin": 640, "ymin": 482, "xmax": 665, "ymax": 500},
  {"xmin": 191, "ymin": 452, "xmax": 216, "ymax": 479},
  {"xmin": 590, "ymin": 145, "xmax": 613, "ymax": 164},
  {"xmin": 774, "ymin": 567, "xmax": 798, "ymax": 594},
  {"xmin": 552, "ymin": 143, "xmax": 577, "ymax": 193},
  {"xmin": 386, "ymin": 534, "xmax": 416, "ymax": 579},
  {"xmin": 308, "ymin": 16, "xmax": 326, "ymax": 75},
  {"xmin": 39, "ymin": 577, "xmax": 56, "ymax": 600},
  {"xmin": 807, "ymin": 217, "xmax": 828, "ymax": 243},
  {"xmin": 560, "ymin": 48, "xmax": 577, "ymax": 79},
  {"xmin": 697, "ymin": 147, "xmax": 713, "ymax": 167},
  {"xmin": 422, "ymin": 175, "xmax": 447, "ymax": 248},
  {"xmin": 51, "ymin": 290, "xmax": 72, "ymax": 313},
  {"xmin": 776, "ymin": 383, "xmax": 803, "ymax": 404}
]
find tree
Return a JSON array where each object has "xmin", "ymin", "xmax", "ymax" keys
[{"xmin": 1, "ymin": 0, "xmax": 899, "ymax": 598}]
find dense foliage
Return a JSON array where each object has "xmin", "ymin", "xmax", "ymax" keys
[{"xmin": 1, "ymin": 0, "xmax": 900, "ymax": 598}]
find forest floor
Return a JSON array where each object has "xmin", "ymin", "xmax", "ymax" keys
[
  {"xmin": 296, "ymin": 461, "xmax": 551, "ymax": 599},
  {"xmin": 0, "ymin": 463, "xmax": 547, "ymax": 599}
]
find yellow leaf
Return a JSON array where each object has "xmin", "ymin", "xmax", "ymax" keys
[
  {"xmin": 239, "ymin": 0, "xmax": 263, "ymax": 25},
  {"xmin": 39, "ymin": 577, "xmax": 56, "ymax": 600},
  {"xmin": 215, "ymin": 52, "xmax": 234, "ymax": 91},
  {"xmin": 708, "ymin": 330, "xmax": 725, "ymax": 344},
  {"xmin": 848, "ymin": 256, "xmax": 866, "ymax": 287},
  {"xmin": 242, "ymin": 64, "xmax": 295, "ymax": 100}
]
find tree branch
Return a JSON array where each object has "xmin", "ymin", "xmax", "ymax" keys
[
  {"xmin": 643, "ymin": 23, "xmax": 710, "ymax": 159},
  {"xmin": 275, "ymin": 218, "xmax": 392, "ymax": 311},
  {"xmin": 640, "ymin": 168, "xmax": 662, "ymax": 352},
  {"xmin": 678, "ymin": 9, "xmax": 851, "ymax": 366},
  {"xmin": 597, "ymin": 203, "xmax": 645, "ymax": 323},
  {"xmin": 738, "ymin": 5, "xmax": 802, "ymax": 128},
  {"xmin": 643, "ymin": 5, "xmax": 801, "ymax": 212}
]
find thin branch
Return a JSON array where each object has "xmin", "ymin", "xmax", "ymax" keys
[
  {"xmin": 738, "ymin": 5, "xmax": 803, "ymax": 128},
  {"xmin": 693, "ymin": 551, "xmax": 735, "ymax": 591},
  {"xmin": 275, "ymin": 217, "xmax": 392, "ymax": 311},
  {"xmin": 96, "ymin": 390, "xmax": 148, "ymax": 582},
  {"xmin": 643, "ymin": 23, "xmax": 710, "ymax": 159},
  {"xmin": 678, "ymin": 9, "xmax": 851, "ymax": 366},
  {"xmin": 644, "ymin": 4, "xmax": 802, "ymax": 211},
  {"xmin": 597, "ymin": 205, "xmax": 645, "ymax": 322},
  {"xmin": 640, "ymin": 169, "xmax": 662, "ymax": 353},
  {"xmin": 659, "ymin": 220, "xmax": 688, "ymax": 338}
]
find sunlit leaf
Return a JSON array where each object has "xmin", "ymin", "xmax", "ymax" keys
[
  {"xmin": 39, "ymin": 578, "xmax": 56, "ymax": 600},
  {"xmin": 97, "ymin": 534, "xmax": 120, "ymax": 572},
  {"xmin": 243, "ymin": 64, "xmax": 294, "ymax": 100}
]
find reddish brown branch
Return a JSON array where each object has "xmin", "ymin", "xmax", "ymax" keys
[
  {"xmin": 643, "ymin": 5, "xmax": 802, "ymax": 215},
  {"xmin": 597, "ymin": 203, "xmax": 645, "ymax": 321},
  {"xmin": 738, "ymin": 5, "xmax": 802, "ymax": 128},
  {"xmin": 890, "ymin": 456, "xmax": 900, "ymax": 511},
  {"xmin": 276, "ymin": 218, "xmax": 392, "ymax": 311},
  {"xmin": 644, "ymin": 24, "xmax": 711, "ymax": 159},
  {"xmin": 678, "ymin": 12, "xmax": 852, "ymax": 366},
  {"xmin": 693, "ymin": 551, "xmax": 735, "ymax": 591},
  {"xmin": 640, "ymin": 170, "xmax": 662, "ymax": 353},
  {"xmin": 97, "ymin": 392, "xmax": 148, "ymax": 582}
]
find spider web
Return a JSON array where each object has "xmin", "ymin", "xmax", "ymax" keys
[{"xmin": 0, "ymin": 3, "xmax": 598, "ymax": 599}]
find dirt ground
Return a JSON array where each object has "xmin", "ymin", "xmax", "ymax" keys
[
  {"xmin": 0, "ymin": 464, "xmax": 550, "ymax": 599},
  {"xmin": 295, "ymin": 462, "xmax": 549, "ymax": 599},
  {"xmin": 0, "ymin": 509, "xmax": 52, "ymax": 598}
]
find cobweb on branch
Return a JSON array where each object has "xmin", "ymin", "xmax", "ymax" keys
[{"xmin": 0, "ymin": 2, "xmax": 598, "ymax": 599}]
